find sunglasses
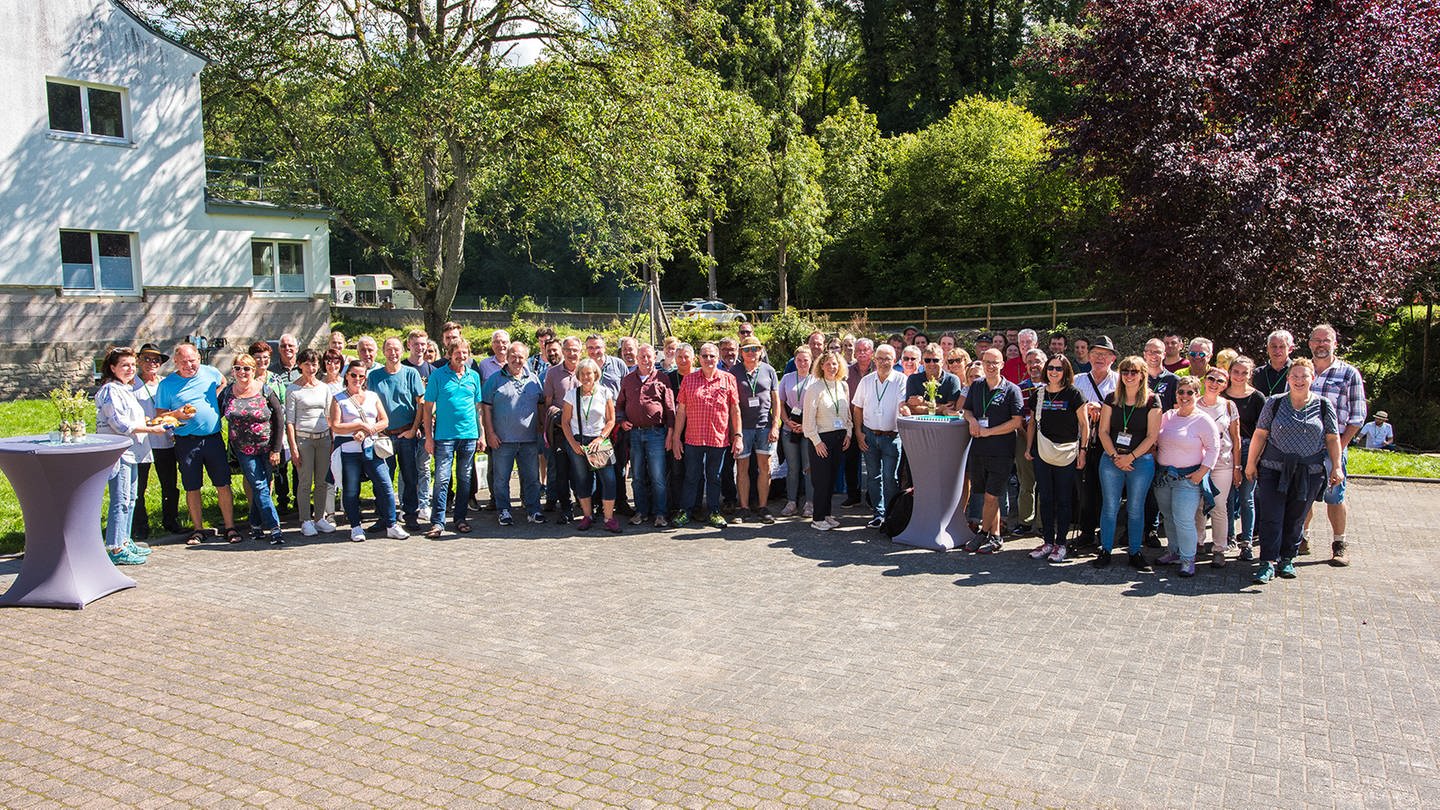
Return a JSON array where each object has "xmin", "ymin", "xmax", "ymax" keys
[
  {"xmin": 742, "ymin": 346, "xmax": 761, "ymax": 352},
  {"xmin": 232, "ymin": 367, "xmax": 254, "ymax": 373},
  {"xmin": 1206, "ymin": 377, "xmax": 1227, "ymax": 385},
  {"xmin": 1176, "ymin": 391, "xmax": 1197, "ymax": 398},
  {"xmin": 1119, "ymin": 369, "xmax": 1141, "ymax": 376},
  {"xmin": 346, "ymin": 373, "xmax": 366, "ymax": 380},
  {"xmin": 1188, "ymin": 351, "xmax": 1208, "ymax": 358},
  {"xmin": 1046, "ymin": 365, "xmax": 1065, "ymax": 372},
  {"xmin": 923, "ymin": 358, "xmax": 940, "ymax": 364},
  {"xmin": 700, "ymin": 354, "xmax": 718, "ymax": 359},
  {"xmin": 739, "ymin": 330, "xmax": 754, "ymax": 336},
  {"xmin": 947, "ymin": 359, "xmax": 965, "ymax": 365}
]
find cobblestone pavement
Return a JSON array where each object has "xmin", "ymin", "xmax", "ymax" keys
[{"xmin": 2, "ymin": 479, "xmax": 1436, "ymax": 808}]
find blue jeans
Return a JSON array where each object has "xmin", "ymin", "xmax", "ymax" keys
[
  {"xmin": 104, "ymin": 457, "xmax": 138, "ymax": 550},
  {"xmin": 431, "ymin": 439, "xmax": 476, "ymax": 528},
  {"xmin": 237, "ymin": 453, "xmax": 281, "ymax": 533},
  {"xmin": 567, "ymin": 438, "xmax": 616, "ymax": 502},
  {"xmin": 629, "ymin": 427, "xmax": 668, "ymax": 517},
  {"xmin": 492, "ymin": 440, "xmax": 542, "ymax": 515},
  {"xmin": 683, "ymin": 444, "xmax": 727, "ymax": 514},
  {"xmin": 862, "ymin": 429, "xmax": 901, "ymax": 519},
  {"xmin": 1099, "ymin": 453, "xmax": 1156, "ymax": 554},
  {"xmin": 385, "ymin": 435, "xmax": 424, "ymax": 523},
  {"xmin": 341, "ymin": 450, "xmax": 396, "ymax": 529},
  {"xmin": 1154, "ymin": 472, "xmax": 1202, "ymax": 560}
]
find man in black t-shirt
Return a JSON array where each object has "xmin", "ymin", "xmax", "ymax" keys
[{"xmin": 962, "ymin": 349, "xmax": 1026, "ymax": 554}]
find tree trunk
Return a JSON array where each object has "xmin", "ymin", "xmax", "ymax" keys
[
  {"xmin": 706, "ymin": 207, "xmax": 717, "ymax": 300},
  {"xmin": 1423, "ymin": 298, "xmax": 1433, "ymax": 401},
  {"xmin": 777, "ymin": 240, "xmax": 789, "ymax": 311}
]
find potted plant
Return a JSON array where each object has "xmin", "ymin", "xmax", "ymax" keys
[
  {"xmin": 49, "ymin": 387, "xmax": 90, "ymax": 442},
  {"xmin": 923, "ymin": 377, "xmax": 940, "ymax": 415}
]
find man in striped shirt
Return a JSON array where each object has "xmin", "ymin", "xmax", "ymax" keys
[{"xmin": 1306, "ymin": 323, "xmax": 1366, "ymax": 567}]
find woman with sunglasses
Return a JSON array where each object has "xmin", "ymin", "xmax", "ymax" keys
[
  {"xmin": 778, "ymin": 345, "xmax": 815, "ymax": 518},
  {"xmin": 1152, "ymin": 377, "xmax": 1220, "ymax": 576},
  {"xmin": 1196, "ymin": 369, "xmax": 1242, "ymax": 566},
  {"xmin": 219, "ymin": 354, "xmax": 287, "ymax": 544},
  {"xmin": 1095, "ymin": 356, "xmax": 1162, "ymax": 569},
  {"xmin": 1222, "ymin": 356, "xmax": 1266, "ymax": 560},
  {"xmin": 96, "ymin": 347, "xmax": 169, "ymax": 564},
  {"xmin": 285, "ymin": 349, "xmax": 337, "ymax": 536},
  {"xmin": 1024, "ymin": 355, "xmax": 1088, "ymax": 563},
  {"xmin": 329, "ymin": 359, "xmax": 406, "ymax": 542},
  {"xmin": 802, "ymin": 351, "xmax": 852, "ymax": 531}
]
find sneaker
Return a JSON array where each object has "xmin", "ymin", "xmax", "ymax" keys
[
  {"xmin": 962, "ymin": 533, "xmax": 985, "ymax": 553},
  {"xmin": 1092, "ymin": 549, "xmax": 1112, "ymax": 568},
  {"xmin": 1253, "ymin": 562, "xmax": 1276, "ymax": 584},
  {"xmin": 1047, "ymin": 545, "xmax": 1068, "ymax": 563},
  {"xmin": 1011, "ymin": 523, "xmax": 1033, "ymax": 536},
  {"xmin": 528, "ymin": 513, "xmax": 546, "ymax": 524},
  {"xmin": 976, "ymin": 534, "xmax": 1004, "ymax": 554},
  {"xmin": 672, "ymin": 511, "xmax": 691, "ymax": 528},
  {"xmin": 1238, "ymin": 541, "xmax": 1255, "ymax": 562},
  {"xmin": 300, "ymin": 520, "xmax": 318, "ymax": 537},
  {"xmin": 802, "ymin": 503, "xmax": 813, "ymax": 518},
  {"xmin": 1278, "ymin": 558, "xmax": 1297, "ymax": 579},
  {"xmin": 867, "ymin": 516, "xmax": 885, "ymax": 529},
  {"xmin": 824, "ymin": 515, "xmax": 840, "ymax": 528},
  {"xmin": 1297, "ymin": 536, "xmax": 1311, "ymax": 555},
  {"xmin": 628, "ymin": 513, "xmax": 645, "ymax": 526},
  {"xmin": 249, "ymin": 526, "xmax": 264, "ymax": 541},
  {"xmin": 780, "ymin": 501, "xmax": 797, "ymax": 517},
  {"xmin": 1128, "ymin": 552, "xmax": 1152, "ymax": 571},
  {"xmin": 386, "ymin": 524, "xmax": 410, "ymax": 540},
  {"xmin": 1330, "ymin": 540, "xmax": 1350, "ymax": 567},
  {"xmin": 498, "ymin": 510, "xmax": 514, "ymax": 527},
  {"xmin": 556, "ymin": 509, "xmax": 573, "ymax": 525},
  {"xmin": 417, "ymin": 507, "xmax": 431, "ymax": 524},
  {"xmin": 707, "ymin": 513, "xmax": 728, "ymax": 529},
  {"xmin": 1156, "ymin": 551, "xmax": 1181, "ymax": 565},
  {"xmin": 316, "ymin": 517, "xmax": 337, "ymax": 534},
  {"xmin": 350, "ymin": 528, "xmax": 366, "ymax": 543},
  {"xmin": 268, "ymin": 531, "xmax": 285, "ymax": 546},
  {"xmin": 604, "ymin": 517, "xmax": 622, "ymax": 533},
  {"xmin": 811, "ymin": 520, "xmax": 832, "ymax": 531},
  {"xmin": 108, "ymin": 547, "xmax": 146, "ymax": 565},
  {"xmin": 1212, "ymin": 550, "xmax": 1227, "ymax": 568},
  {"xmin": 730, "ymin": 511, "xmax": 745, "ymax": 524},
  {"xmin": 841, "ymin": 495, "xmax": 862, "ymax": 508},
  {"xmin": 653, "ymin": 515, "xmax": 669, "ymax": 529},
  {"xmin": 1178, "ymin": 558, "xmax": 1196, "ymax": 577},
  {"xmin": 755, "ymin": 507, "xmax": 776, "ymax": 525},
  {"xmin": 1143, "ymin": 531, "xmax": 1163, "ymax": 549},
  {"xmin": 1029, "ymin": 543, "xmax": 1055, "ymax": 560},
  {"xmin": 123, "ymin": 539, "xmax": 151, "ymax": 557},
  {"xmin": 577, "ymin": 516, "xmax": 594, "ymax": 531}
]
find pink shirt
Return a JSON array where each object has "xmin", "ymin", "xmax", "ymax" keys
[
  {"xmin": 678, "ymin": 370, "xmax": 739, "ymax": 448},
  {"xmin": 1156, "ymin": 410, "xmax": 1220, "ymax": 470}
]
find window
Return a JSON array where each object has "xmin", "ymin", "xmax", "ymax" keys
[
  {"xmin": 46, "ymin": 80, "xmax": 126, "ymax": 139},
  {"xmin": 60, "ymin": 230, "xmax": 135, "ymax": 292},
  {"xmin": 251, "ymin": 240, "xmax": 306, "ymax": 294}
]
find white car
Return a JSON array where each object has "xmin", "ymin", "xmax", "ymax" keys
[{"xmin": 678, "ymin": 299, "xmax": 748, "ymax": 323}]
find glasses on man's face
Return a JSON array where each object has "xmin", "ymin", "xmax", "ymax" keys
[
  {"xmin": 739, "ymin": 330, "xmax": 754, "ymax": 337},
  {"xmin": 1188, "ymin": 351, "xmax": 1208, "ymax": 358},
  {"xmin": 742, "ymin": 346, "xmax": 761, "ymax": 353},
  {"xmin": 923, "ymin": 358, "xmax": 940, "ymax": 365},
  {"xmin": 700, "ymin": 354, "xmax": 717, "ymax": 360},
  {"xmin": 902, "ymin": 357, "xmax": 919, "ymax": 364}
]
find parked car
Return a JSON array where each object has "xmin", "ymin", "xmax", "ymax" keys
[{"xmin": 677, "ymin": 299, "xmax": 748, "ymax": 323}]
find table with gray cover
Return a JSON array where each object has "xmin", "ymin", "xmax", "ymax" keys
[
  {"xmin": 894, "ymin": 415, "xmax": 974, "ymax": 551},
  {"xmin": 0, "ymin": 434, "xmax": 136, "ymax": 608}
]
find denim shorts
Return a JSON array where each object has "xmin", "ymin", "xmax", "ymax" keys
[
  {"xmin": 1323, "ymin": 449, "xmax": 1348, "ymax": 504},
  {"xmin": 738, "ymin": 426, "xmax": 775, "ymax": 458}
]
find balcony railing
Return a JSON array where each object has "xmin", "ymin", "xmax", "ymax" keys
[{"xmin": 204, "ymin": 155, "xmax": 321, "ymax": 208}]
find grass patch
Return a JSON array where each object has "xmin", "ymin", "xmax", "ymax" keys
[{"xmin": 1347, "ymin": 447, "xmax": 1440, "ymax": 479}]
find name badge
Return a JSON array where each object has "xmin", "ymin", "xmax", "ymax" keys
[
  {"xmin": 748, "ymin": 396, "xmax": 761, "ymax": 408},
  {"xmin": 978, "ymin": 418, "xmax": 989, "ymax": 429},
  {"xmin": 1116, "ymin": 431, "xmax": 1133, "ymax": 450},
  {"xmin": 833, "ymin": 419, "xmax": 844, "ymax": 430}
]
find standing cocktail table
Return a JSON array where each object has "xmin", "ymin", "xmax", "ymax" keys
[
  {"xmin": 894, "ymin": 415, "xmax": 975, "ymax": 550},
  {"xmin": 0, "ymin": 434, "xmax": 136, "ymax": 608}
]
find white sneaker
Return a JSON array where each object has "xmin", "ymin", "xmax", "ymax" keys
[
  {"xmin": 802, "ymin": 503, "xmax": 813, "ymax": 518},
  {"xmin": 780, "ymin": 501, "xmax": 797, "ymax": 517},
  {"xmin": 417, "ymin": 507, "xmax": 431, "ymax": 523},
  {"xmin": 1029, "ymin": 543, "xmax": 1054, "ymax": 560},
  {"xmin": 350, "ymin": 528, "xmax": 366, "ymax": 543},
  {"xmin": 316, "ymin": 517, "xmax": 337, "ymax": 533},
  {"xmin": 824, "ymin": 515, "xmax": 840, "ymax": 528},
  {"xmin": 1048, "ymin": 545, "xmax": 1068, "ymax": 563},
  {"xmin": 300, "ymin": 520, "xmax": 318, "ymax": 537},
  {"xmin": 386, "ymin": 524, "xmax": 409, "ymax": 540},
  {"xmin": 811, "ymin": 520, "xmax": 832, "ymax": 531}
]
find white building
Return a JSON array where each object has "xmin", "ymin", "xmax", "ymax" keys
[{"xmin": 0, "ymin": 0, "xmax": 331, "ymax": 395}]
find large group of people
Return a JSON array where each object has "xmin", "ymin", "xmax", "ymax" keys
[{"xmin": 93, "ymin": 320, "xmax": 1379, "ymax": 586}]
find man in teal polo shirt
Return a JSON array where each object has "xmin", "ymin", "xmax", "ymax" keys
[{"xmin": 423, "ymin": 339, "xmax": 485, "ymax": 537}]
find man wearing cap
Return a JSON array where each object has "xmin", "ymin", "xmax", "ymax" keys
[
  {"xmin": 1072, "ymin": 336, "xmax": 1120, "ymax": 547},
  {"xmin": 154, "ymin": 342, "xmax": 239, "ymax": 544},
  {"xmin": 853, "ymin": 345, "xmax": 904, "ymax": 528},
  {"xmin": 132, "ymin": 343, "xmax": 182, "ymax": 538},
  {"xmin": 974, "ymin": 333, "xmax": 993, "ymax": 357},
  {"xmin": 1357, "ymin": 411, "xmax": 1394, "ymax": 450},
  {"xmin": 729, "ymin": 335, "xmax": 781, "ymax": 523}
]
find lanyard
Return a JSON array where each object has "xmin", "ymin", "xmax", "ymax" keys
[
  {"xmin": 978, "ymin": 382, "xmax": 994, "ymax": 418},
  {"xmin": 876, "ymin": 373, "xmax": 893, "ymax": 403},
  {"xmin": 581, "ymin": 389, "xmax": 597, "ymax": 428},
  {"xmin": 1120, "ymin": 402, "xmax": 1137, "ymax": 431},
  {"xmin": 825, "ymin": 380, "xmax": 842, "ymax": 417},
  {"xmin": 1265, "ymin": 364, "xmax": 1288, "ymax": 395}
]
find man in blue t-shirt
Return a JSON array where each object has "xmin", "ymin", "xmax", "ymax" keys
[
  {"xmin": 423, "ymin": 339, "xmax": 485, "ymax": 536},
  {"xmin": 369, "ymin": 337, "xmax": 427, "ymax": 528},
  {"xmin": 154, "ymin": 342, "xmax": 238, "ymax": 543},
  {"xmin": 481, "ymin": 341, "xmax": 546, "ymax": 525},
  {"xmin": 962, "ymin": 348, "xmax": 1026, "ymax": 554}
]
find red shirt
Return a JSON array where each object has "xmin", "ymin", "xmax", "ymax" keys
[
  {"xmin": 1002, "ymin": 357, "xmax": 1027, "ymax": 384},
  {"xmin": 616, "ymin": 369, "xmax": 675, "ymax": 429},
  {"xmin": 678, "ymin": 370, "xmax": 739, "ymax": 448}
]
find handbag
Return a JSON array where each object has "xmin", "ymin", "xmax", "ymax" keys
[
  {"xmin": 584, "ymin": 438, "xmax": 615, "ymax": 470},
  {"xmin": 1036, "ymin": 390, "xmax": 1079, "ymax": 466},
  {"xmin": 373, "ymin": 434, "xmax": 395, "ymax": 459}
]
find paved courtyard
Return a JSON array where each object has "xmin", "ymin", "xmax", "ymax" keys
[{"xmin": 2, "ymin": 478, "xmax": 1437, "ymax": 809}]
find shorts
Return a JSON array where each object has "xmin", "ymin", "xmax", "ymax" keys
[
  {"xmin": 175, "ymin": 432, "xmax": 232, "ymax": 491},
  {"xmin": 968, "ymin": 454, "xmax": 1012, "ymax": 497},
  {"xmin": 1323, "ymin": 449, "xmax": 1348, "ymax": 504},
  {"xmin": 737, "ymin": 426, "xmax": 775, "ymax": 459}
]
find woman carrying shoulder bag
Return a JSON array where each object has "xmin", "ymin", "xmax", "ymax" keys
[{"xmin": 1024, "ymin": 355, "xmax": 1088, "ymax": 563}]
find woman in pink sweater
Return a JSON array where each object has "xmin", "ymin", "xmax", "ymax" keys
[{"xmin": 1153, "ymin": 377, "xmax": 1220, "ymax": 576}]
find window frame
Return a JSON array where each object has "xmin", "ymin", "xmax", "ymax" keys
[
  {"xmin": 250, "ymin": 238, "xmax": 309, "ymax": 298},
  {"xmin": 58, "ymin": 229, "xmax": 139, "ymax": 295},
  {"xmin": 44, "ymin": 78, "xmax": 131, "ymax": 144}
]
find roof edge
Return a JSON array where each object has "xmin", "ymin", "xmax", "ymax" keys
[{"xmin": 111, "ymin": 0, "xmax": 212, "ymax": 64}]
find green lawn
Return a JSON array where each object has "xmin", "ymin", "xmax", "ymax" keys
[{"xmin": 1347, "ymin": 447, "xmax": 1440, "ymax": 479}]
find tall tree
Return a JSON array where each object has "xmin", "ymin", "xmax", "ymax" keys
[
  {"xmin": 1036, "ymin": 0, "xmax": 1440, "ymax": 344},
  {"xmin": 143, "ymin": 0, "xmax": 731, "ymax": 337}
]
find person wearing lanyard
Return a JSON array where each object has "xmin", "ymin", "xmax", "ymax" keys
[
  {"xmin": 1023, "ymin": 355, "xmax": 1088, "ymax": 563},
  {"xmin": 563, "ymin": 358, "xmax": 619, "ymax": 531},
  {"xmin": 961, "ymin": 349, "xmax": 1026, "ymax": 553},
  {"xmin": 424, "ymin": 339, "xmax": 486, "ymax": 538},
  {"xmin": 616, "ymin": 343, "xmax": 676, "ymax": 528},
  {"xmin": 1095, "ymin": 356, "xmax": 1163, "ymax": 569},
  {"xmin": 852, "ymin": 345, "xmax": 904, "ymax": 530},
  {"xmin": 1253, "ymin": 329, "xmax": 1294, "ymax": 399},
  {"xmin": 802, "ymin": 351, "xmax": 853, "ymax": 531},
  {"xmin": 1222, "ymin": 355, "xmax": 1266, "ymax": 560},
  {"xmin": 778, "ymin": 345, "xmax": 815, "ymax": 518},
  {"xmin": 729, "ymin": 336, "xmax": 782, "ymax": 524}
]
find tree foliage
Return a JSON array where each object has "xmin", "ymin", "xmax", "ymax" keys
[{"xmin": 1036, "ymin": 0, "xmax": 1440, "ymax": 345}]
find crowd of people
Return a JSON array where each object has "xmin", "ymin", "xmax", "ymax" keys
[{"xmin": 93, "ymin": 320, "xmax": 1385, "ymax": 585}]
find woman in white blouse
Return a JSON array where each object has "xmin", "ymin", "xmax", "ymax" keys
[{"xmin": 802, "ymin": 351, "xmax": 852, "ymax": 531}]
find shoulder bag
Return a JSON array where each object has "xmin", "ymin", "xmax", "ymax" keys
[{"xmin": 1036, "ymin": 390, "xmax": 1080, "ymax": 466}]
